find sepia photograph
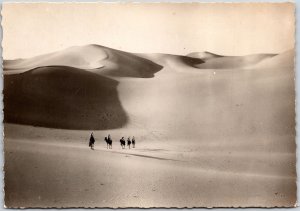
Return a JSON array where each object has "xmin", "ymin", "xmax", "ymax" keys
[{"xmin": 2, "ymin": 2, "xmax": 296, "ymax": 208}]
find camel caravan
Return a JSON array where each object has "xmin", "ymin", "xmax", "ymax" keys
[{"xmin": 89, "ymin": 133, "xmax": 136, "ymax": 150}]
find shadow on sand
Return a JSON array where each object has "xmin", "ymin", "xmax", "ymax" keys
[
  {"xmin": 108, "ymin": 150, "xmax": 180, "ymax": 162},
  {"xmin": 4, "ymin": 66, "xmax": 128, "ymax": 130}
]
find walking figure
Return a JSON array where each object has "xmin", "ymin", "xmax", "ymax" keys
[
  {"xmin": 127, "ymin": 137, "xmax": 132, "ymax": 149},
  {"xmin": 104, "ymin": 134, "xmax": 112, "ymax": 149},
  {"xmin": 120, "ymin": 137, "xmax": 126, "ymax": 149},
  {"xmin": 89, "ymin": 132, "xmax": 95, "ymax": 150},
  {"xmin": 132, "ymin": 136, "xmax": 136, "ymax": 148}
]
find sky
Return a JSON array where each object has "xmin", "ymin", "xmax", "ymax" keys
[{"xmin": 2, "ymin": 3, "xmax": 295, "ymax": 59}]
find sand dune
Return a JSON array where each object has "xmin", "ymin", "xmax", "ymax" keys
[
  {"xmin": 4, "ymin": 45, "xmax": 162, "ymax": 78},
  {"xmin": 137, "ymin": 53, "xmax": 204, "ymax": 70},
  {"xmin": 4, "ymin": 45, "xmax": 108, "ymax": 70},
  {"xmin": 4, "ymin": 66, "xmax": 127, "ymax": 129},
  {"xmin": 118, "ymin": 50, "xmax": 295, "ymax": 140},
  {"xmin": 4, "ymin": 45, "xmax": 279, "ymax": 78},
  {"xmin": 138, "ymin": 52, "xmax": 276, "ymax": 71},
  {"xmin": 187, "ymin": 51, "xmax": 223, "ymax": 61},
  {"xmin": 194, "ymin": 53, "xmax": 277, "ymax": 69},
  {"xmin": 250, "ymin": 49, "xmax": 294, "ymax": 69},
  {"xmin": 4, "ymin": 46, "xmax": 295, "ymax": 140}
]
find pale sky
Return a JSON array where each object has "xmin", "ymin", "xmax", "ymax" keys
[{"xmin": 2, "ymin": 3, "xmax": 295, "ymax": 59}]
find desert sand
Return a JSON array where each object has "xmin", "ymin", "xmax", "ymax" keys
[{"xmin": 4, "ymin": 45, "xmax": 296, "ymax": 207}]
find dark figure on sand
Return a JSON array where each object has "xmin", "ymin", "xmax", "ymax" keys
[
  {"xmin": 127, "ymin": 137, "xmax": 132, "ymax": 149},
  {"xmin": 89, "ymin": 132, "xmax": 95, "ymax": 150},
  {"xmin": 132, "ymin": 136, "xmax": 136, "ymax": 148},
  {"xmin": 104, "ymin": 134, "xmax": 112, "ymax": 149},
  {"xmin": 120, "ymin": 137, "xmax": 126, "ymax": 149}
]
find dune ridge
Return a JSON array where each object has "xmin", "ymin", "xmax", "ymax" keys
[
  {"xmin": 4, "ymin": 45, "xmax": 284, "ymax": 77},
  {"xmin": 136, "ymin": 53, "xmax": 205, "ymax": 72},
  {"xmin": 4, "ymin": 44, "xmax": 163, "ymax": 78},
  {"xmin": 194, "ymin": 53, "xmax": 277, "ymax": 69},
  {"xmin": 138, "ymin": 51, "xmax": 279, "ymax": 71},
  {"xmin": 187, "ymin": 51, "xmax": 223, "ymax": 61}
]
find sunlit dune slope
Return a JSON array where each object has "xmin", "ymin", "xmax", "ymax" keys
[{"xmin": 4, "ymin": 44, "xmax": 162, "ymax": 78}]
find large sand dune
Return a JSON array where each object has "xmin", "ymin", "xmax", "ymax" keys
[
  {"xmin": 118, "ymin": 50, "xmax": 295, "ymax": 140},
  {"xmin": 4, "ymin": 45, "xmax": 296, "ymax": 207},
  {"xmin": 4, "ymin": 45, "xmax": 163, "ymax": 78},
  {"xmin": 4, "ymin": 66, "xmax": 127, "ymax": 129}
]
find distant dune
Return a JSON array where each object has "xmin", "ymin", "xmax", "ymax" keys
[
  {"xmin": 137, "ymin": 53, "xmax": 204, "ymax": 69},
  {"xmin": 4, "ymin": 45, "xmax": 162, "ymax": 78},
  {"xmin": 194, "ymin": 53, "xmax": 277, "ymax": 69},
  {"xmin": 118, "ymin": 49, "xmax": 295, "ymax": 139},
  {"xmin": 4, "ymin": 66, "xmax": 127, "ymax": 129},
  {"xmin": 250, "ymin": 49, "xmax": 294, "ymax": 69},
  {"xmin": 187, "ymin": 51, "xmax": 223, "ymax": 61},
  {"xmin": 138, "ymin": 52, "xmax": 277, "ymax": 70}
]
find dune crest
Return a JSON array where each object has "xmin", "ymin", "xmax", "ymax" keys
[
  {"xmin": 137, "ymin": 53, "xmax": 204, "ymax": 70},
  {"xmin": 4, "ymin": 44, "xmax": 282, "ymax": 76},
  {"xmin": 4, "ymin": 45, "xmax": 107, "ymax": 70},
  {"xmin": 194, "ymin": 53, "xmax": 277, "ymax": 69},
  {"xmin": 187, "ymin": 51, "xmax": 223, "ymax": 61},
  {"xmin": 139, "ymin": 52, "xmax": 277, "ymax": 71},
  {"xmin": 4, "ymin": 44, "xmax": 163, "ymax": 78}
]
